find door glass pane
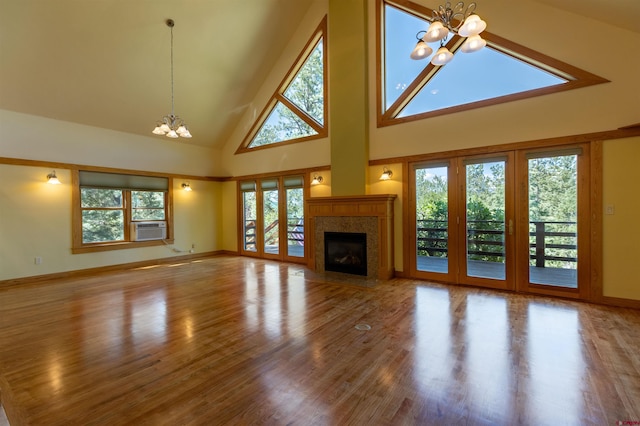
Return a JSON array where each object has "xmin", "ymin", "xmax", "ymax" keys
[
  {"xmin": 263, "ymin": 185, "xmax": 279, "ymax": 255},
  {"xmin": 286, "ymin": 187, "xmax": 304, "ymax": 257},
  {"xmin": 243, "ymin": 191, "xmax": 257, "ymax": 252},
  {"xmin": 466, "ymin": 161, "xmax": 506, "ymax": 280},
  {"xmin": 415, "ymin": 166, "xmax": 449, "ymax": 273},
  {"xmin": 528, "ymin": 155, "xmax": 578, "ymax": 288}
]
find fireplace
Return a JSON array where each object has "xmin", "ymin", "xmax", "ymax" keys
[
  {"xmin": 324, "ymin": 232, "xmax": 367, "ymax": 276},
  {"xmin": 306, "ymin": 195, "xmax": 396, "ymax": 280}
]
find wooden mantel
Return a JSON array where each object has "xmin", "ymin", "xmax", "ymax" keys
[{"xmin": 306, "ymin": 194, "xmax": 397, "ymax": 280}]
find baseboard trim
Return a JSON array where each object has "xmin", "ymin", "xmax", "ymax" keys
[
  {"xmin": 600, "ymin": 295, "xmax": 640, "ymax": 310},
  {"xmin": 0, "ymin": 251, "xmax": 224, "ymax": 289}
]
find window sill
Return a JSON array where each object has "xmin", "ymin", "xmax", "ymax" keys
[{"xmin": 72, "ymin": 239, "xmax": 174, "ymax": 254}]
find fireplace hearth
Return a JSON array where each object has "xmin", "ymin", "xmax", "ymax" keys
[{"xmin": 324, "ymin": 232, "xmax": 367, "ymax": 276}]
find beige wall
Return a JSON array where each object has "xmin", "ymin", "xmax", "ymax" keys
[
  {"xmin": 0, "ymin": 109, "xmax": 221, "ymax": 176},
  {"xmin": 366, "ymin": 1, "xmax": 640, "ymax": 160},
  {"xmin": 602, "ymin": 137, "xmax": 640, "ymax": 300},
  {"xmin": 0, "ymin": 164, "xmax": 222, "ymax": 282},
  {"xmin": 219, "ymin": 0, "xmax": 330, "ymax": 177},
  {"xmin": 2, "ymin": 0, "xmax": 639, "ymax": 303},
  {"xmin": 221, "ymin": 181, "xmax": 238, "ymax": 252},
  {"xmin": 368, "ymin": 163, "xmax": 404, "ymax": 271},
  {"xmin": 218, "ymin": 0, "xmax": 640, "ymax": 301}
]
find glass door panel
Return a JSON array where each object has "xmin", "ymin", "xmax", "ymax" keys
[
  {"xmin": 415, "ymin": 165, "xmax": 449, "ymax": 273},
  {"xmin": 241, "ymin": 183, "xmax": 257, "ymax": 253},
  {"xmin": 465, "ymin": 160, "xmax": 506, "ymax": 280},
  {"xmin": 286, "ymin": 186, "xmax": 304, "ymax": 258},
  {"xmin": 262, "ymin": 180, "xmax": 279, "ymax": 255},
  {"xmin": 527, "ymin": 154, "xmax": 578, "ymax": 288}
]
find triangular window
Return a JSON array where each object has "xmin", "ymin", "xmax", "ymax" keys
[
  {"xmin": 379, "ymin": 1, "xmax": 607, "ymax": 126},
  {"xmin": 237, "ymin": 17, "xmax": 327, "ymax": 153}
]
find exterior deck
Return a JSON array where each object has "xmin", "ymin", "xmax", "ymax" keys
[{"xmin": 417, "ymin": 256, "xmax": 577, "ymax": 288}]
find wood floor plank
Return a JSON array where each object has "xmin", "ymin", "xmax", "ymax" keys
[{"xmin": 0, "ymin": 255, "xmax": 639, "ymax": 425}]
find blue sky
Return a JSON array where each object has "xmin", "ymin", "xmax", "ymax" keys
[{"xmin": 384, "ymin": 5, "xmax": 567, "ymax": 116}]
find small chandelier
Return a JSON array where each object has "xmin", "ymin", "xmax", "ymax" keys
[
  {"xmin": 410, "ymin": 2, "xmax": 487, "ymax": 66},
  {"xmin": 152, "ymin": 19, "xmax": 192, "ymax": 139}
]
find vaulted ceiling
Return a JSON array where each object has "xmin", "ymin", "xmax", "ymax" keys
[
  {"xmin": 1, "ymin": 0, "xmax": 638, "ymax": 150},
  {"xmin": 0, "ymin": 0, "xmax": 316, "ymax": 149}
]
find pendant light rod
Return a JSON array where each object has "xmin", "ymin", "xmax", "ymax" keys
[
  {"xmin": 152, "ymin": 18, "xmax": 192, "ymax": 139},
  {"xmin": 168, "ymin": 19, "xmax": 175, "ymax": 117}
]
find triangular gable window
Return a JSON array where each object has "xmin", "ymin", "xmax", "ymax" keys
[
  {"xmin": 250, "ymin": 101, "xmax": 319, "ymax": 148},
  {"xmin": 379, "ymin": 1, "xmax": 607, "ymax": 126},
  {"xmin": 237, "ymin": 17, "xmax": 327, "ymax": 153}
]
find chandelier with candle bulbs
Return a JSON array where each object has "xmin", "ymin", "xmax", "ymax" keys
[{"xmin": 410, "ymin": 2, "xmax": 487, "ymax": 66}]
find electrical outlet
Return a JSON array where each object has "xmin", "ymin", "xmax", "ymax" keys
[
  {"xmin": 191, "ymin": 243, "xmax": 195, "ymax": 249},
  {"xmin": 605, "ymin": 205, "xmax": 615, "ymax": 215},
  {"xmin": 34, "ymin": 256, "xmax": 42, "ymax": 265}
]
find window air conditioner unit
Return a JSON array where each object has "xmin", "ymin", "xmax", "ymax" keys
[{"xmin": 131, "ymin": 221, "xmax": 167, "ymax": 241}]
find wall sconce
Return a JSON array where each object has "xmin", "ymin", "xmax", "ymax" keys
[
  {"xmin": 311, "ymin": 173, "xmax": 323, "ymax": 185},
  {"xmin": 47, "ymin": 171, "xmax": 61, "ymax": 184},
  {"xmin": 379, "ymin": 167, "xmax": 393, "ymax": 181},
  {"xmin": 181, "ymin": 182, "xmax": 192, "ymax": 191}
]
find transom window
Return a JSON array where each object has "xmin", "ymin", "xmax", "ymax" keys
[{"xmin": 378, "ymin": 0, "xmax": 608, "ymax": 126}]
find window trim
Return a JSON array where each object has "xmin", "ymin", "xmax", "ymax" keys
[
  {"xmin": 235, "ymin": 16, "xmax": 328, "ymax": 154},
  {"xmin": 376, "ymin": 0, "xmax": 609, "ymax": 128},
  {"xmin": 72, "ymin": 170, "xmax": 174, "ymax": 254}
]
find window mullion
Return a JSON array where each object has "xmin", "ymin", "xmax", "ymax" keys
[
  {"xmin": 124, "ymin": 190, "xmax": 132, "ymax": 241},
  {"xmin": 276, "ymin": 94, "xmax": 324, "ymax": 134},
  {"xmin": 382, "ymin": 37, "xmax": 460, "ymax": 121}
]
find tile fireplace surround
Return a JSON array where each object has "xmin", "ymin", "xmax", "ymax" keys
[{"xmin": 306, "ymin": 194, "xmax": 396, "ymax": 280}]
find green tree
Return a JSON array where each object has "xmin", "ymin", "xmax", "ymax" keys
[
  {"xmin": 528, "ymin": 155, "xmax": 578, "ymax": 268},
  {"xmin": 81, "ymin": 188, "xmax": 124, "ymax": 243},
  {"xmin": 415, "ymin": 168, "xmax": 448, "ymax": 257},
  {"xmin": 465, "ymin": 163, "xmax": 505, "ymax": 262},
  {"xmin": 251, "ymin": 41, "xmax": 324, "ymax": 147}
]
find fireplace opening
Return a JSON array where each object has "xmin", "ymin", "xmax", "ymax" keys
[{"xmin": 324, "ymin": 232, "xmax": 367, "ymax": 276}]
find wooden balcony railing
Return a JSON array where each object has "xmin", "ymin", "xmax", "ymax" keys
[
  {"xmin": 417, "ymin": 219, "xmax": 577, "ymax": 268},
  {"xmin": 244, "ymin": 218, "xmax": 304, "ymax": 250},
  {"xmin": 247, "ymin": 217, "xmax": 576, "ymax": 267}
]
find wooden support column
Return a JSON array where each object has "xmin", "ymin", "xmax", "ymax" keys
[{"xmin": 329, "ymin": 0, "xmax": 369, "ymax": 196}]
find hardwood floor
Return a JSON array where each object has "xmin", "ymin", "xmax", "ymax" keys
[{"xmin": 0, "ymin": 255, "xmax": 638, "ymax": 425}]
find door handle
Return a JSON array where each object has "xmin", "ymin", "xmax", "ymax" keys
[{"xmin": 508, "ymin": 219, "xmax": 513, "ymax": 236}]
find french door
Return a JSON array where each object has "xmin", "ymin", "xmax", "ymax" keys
[
  {"xmin": 459, "ymin": 154, "xmax": 515, "ymax": 291},
  {"xmin": 410, "ymin": 155, "xmax": 514, "ymax": 290},
  {"xmin": 516, "ymin": 146, "xmax": 590, "ymax": 299},
  {"xmin": 239, "ymin": 175, "xmax": 306, "ymax": 263},
  {"xmin": 411, "ymin": 144, "xmax": 589, "ymax": 299}
]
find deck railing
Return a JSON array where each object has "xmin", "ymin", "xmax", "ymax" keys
[
  {"xmin": 417, "ymin": 219, "xmax": 577, "ymax": 268},
  {"xmin": 244, "ymin": 218, "xmax": 304, "ymax": 250},
  {"xmin": 247, "ymin": 218, "xmax": 576, "ymax": 267}
]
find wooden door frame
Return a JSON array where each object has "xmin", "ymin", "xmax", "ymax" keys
[{"xmin": 515, "ymin": 143, "xmax": 590, "ymax": 300}]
